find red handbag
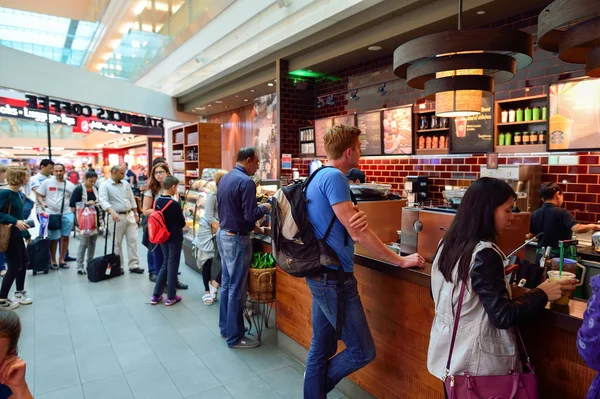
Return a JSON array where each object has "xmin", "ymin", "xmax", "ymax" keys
[{"xmin": 444, "ymin": 282, "xmax": 539, "ymax": 399}]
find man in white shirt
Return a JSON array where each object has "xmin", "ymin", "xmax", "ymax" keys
[
  {"xmin": 37, "ymin": 164, "xmax": 76, "ymax": 269},
  {"xmin": 99, "ymin": 165, "xmax": 143, "ymax": 274},
  {"xmin": 30, "ymin": 159, "xmax": 54, "ymax": 218}
]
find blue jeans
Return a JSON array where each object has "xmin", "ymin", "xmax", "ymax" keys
[
  {"xmin": 217, "ymin": 230, "xmax": 252, "ymax": 346},
  {"xmin": 0, "ymin": 252, "xmax": 5, "ymax": 272},
  {"xmin": 153, "ymin": 240, "xmax": 182, "ymax": 299},
  {"xmin": 304, "ymin": 275, "xmax": 376, "ymax": 398},
  {"xmin": 147, "ymin": 245, "xmax": 163, "ymax": 275}
]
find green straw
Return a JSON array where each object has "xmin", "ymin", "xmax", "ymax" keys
[{"xmin": 559, "ymin": 241, "xmax": 564, "ymax": 277}]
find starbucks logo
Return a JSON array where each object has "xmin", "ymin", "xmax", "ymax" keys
[{"xmin": 550, "ymin": 130, "xmax": 565, "ymax": 145}]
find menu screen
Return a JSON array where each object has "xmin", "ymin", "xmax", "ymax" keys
[
  {"xmin": 357, "ymin": 112, "xmax": 382, "ymax": 155},
  {"xmin": 450, "ymin": 96, "xmax": 494, "ymax": 154},
  {"xmin": 334, "ymin": 115, "xmax": 356, "ymax": 126},
  {"xmin": 549, "ymin": 79, "xmax": 600, "ymax": 151},
  {"xmin": 382, "ymin": 106, "xmax": 413, "ymax": 154},
  {"xmin": 315, "ymin": 117, "xmax": 333, "ymax": 157}
]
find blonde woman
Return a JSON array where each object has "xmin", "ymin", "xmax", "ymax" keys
[
  {"xmin": 0, "ymin": 167, "xmax": 33, "ymax": 309},
  {"xmin": 194, "ymin": 169, "xmax": 227, "ymax": 305}
]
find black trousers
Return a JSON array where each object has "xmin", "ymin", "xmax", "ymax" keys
[
  {"xmin": 201, "ymin": 258, "xmax": 222, "ymax": 291},
  {"xmin": 0, "ymin": 229, "xmax": 27, "ymax": 299}
]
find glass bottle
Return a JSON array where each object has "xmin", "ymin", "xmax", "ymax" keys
[
  {"xmin": 522, "ymin": 131, "xmax": 531, "ymax": 145},
  {"xmin": 530, "ymin": 131, "xmax": 539, "ymax": 144},
  {"xmin": 514, "ymin": 132, "xmax": 522, "ymax": 145},
  {"xmin": 524, "ymin": 107, "xmax": 532, "ymax": 121},
  {"xmin": 505, "ymin": 131, "xmax": 513, "ymax": 146},
  {"xmin": 532, "ymin": 107, "xmax": 540, "ymax": 121},
  {"xmin": 516, "ymin": 108, "xmax": 524, "ymax": 122},
  {"xmin": 498, "ymin": 132, "xmax": 505, "ymax": 146},
  {"xmin": 542, "ymin": 106, "xmax": 548, "ymax": 120},
  {"xmin": 538, "ymin": 130, "xmax": 547, "ymax": 144}
]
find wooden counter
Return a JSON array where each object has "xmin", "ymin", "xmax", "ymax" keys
[{"xmin": 276, "ymin": 253, "xmax": 595, "ymax": 399}]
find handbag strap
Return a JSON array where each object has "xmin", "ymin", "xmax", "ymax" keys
[{"xmin": 59, "ymin": 181, "xmax": 66, "ymax": 215}]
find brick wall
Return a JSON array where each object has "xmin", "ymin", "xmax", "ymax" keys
[{"xmin": 287, "ymin": 9, "xmax": 600, "ymax": 223}]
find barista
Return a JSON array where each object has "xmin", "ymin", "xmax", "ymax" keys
[
  {"xmin": 528, "ymin": 182, "xmax": 600, "ymax": 260},
  {"xmin": 347, "ymin": 168, "xmax": 366, "ymax": 184}
]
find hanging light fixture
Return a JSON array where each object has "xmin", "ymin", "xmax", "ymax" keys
[
  {"xmin": 537, "ymin": 0, "xmax": 600, "ymax": 77},
  {"xmin": 393, "ymin": 0, "xmax": 533, "ymax": 117}
]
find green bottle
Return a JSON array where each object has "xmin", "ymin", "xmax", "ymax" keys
[
  {"xmin": 524, "ymin": 107, "xmax": 532, "ymax": 121},
  {"xmin": 505, "ymin": 131, "xmax": 513, "ymax": 146},
  {"xmin": 542, "ymin": 106, "xmax": 547, "ymax": 120},
  {"xmin": 498, "ymin": 132, "xmax": 505, "ymax": 146},
  {"xmin": 516, "ymin": 108, "xmax": 524, "ymax": 122},
  {"xmin": 532, "ymin": 107, "xmax": 540, "ymax": 121}
]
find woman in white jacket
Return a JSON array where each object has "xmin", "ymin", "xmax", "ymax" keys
[{"xmin": 427, "ymin": 177, "xmax": 575, "ymax": 397}]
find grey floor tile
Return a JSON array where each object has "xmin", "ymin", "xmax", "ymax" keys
[
  {"xmin": 164, "ymin": 355, "xmax": 221, "ymax": 397},
  {"xmin": 75, "ymin": 345, "xmax": 122, "ymax": 384},
  {"xmin": 96, "ymin": 303, "xmax": 132, "ymax": 325},
  {"xmin": 34, "ymin": 354, "xmax": 80, "ymax": 395},
  {"xmin": 71, "ymin": 326, "xmax": 111, "ymax": 353},
  {"xmin": 225, "ymin": 375, "xmax": 282, "ymax": 399},
  {"xmin": 36, "ymin": 384, "xmax": 84, "ymax": 399},
  {"xmin": 186, "ymin": 386, "xmax": 233, "ymax": 399},
  {"xmin": 103, "ymin": 319, "xmax": 145, "ymax": 346},
  {"xmin": 125, "ymin": 365, "xmax": 182, "ymax": 399},
  {"xmin": 25, "ymin": 362, "xmax": 34, "ymax": 394},
  {"xmin": 34, "ymin": 333, "xmax": 74, "ymax": 363},
  {"xmin": 328, "ymin": 390, "xmax": 348, "ymax": 399},
  {"xmin": 198, "ymin": 348, "xmax": 256, "ymax": 386},
  {"xmin": 113, "ymin": 340, "xmax": 160, "ymax": 372},
  {"xmin": 146, "ymin": 331, "xmax": 196, "ymax": 364},
  {"xmin": 261, "ymin": 366, "xmax": 304, "ymax": 399},
  {"xmin": 178, "ymin": 325, "xmax": 224, "ymax": 356},
  {"xmin": 235, "ymin": 344, "xmax": 294, "ymax": 374},
  {"xmin": 82, "ymin": 374, "xmax": 133, "ymax": 399}
]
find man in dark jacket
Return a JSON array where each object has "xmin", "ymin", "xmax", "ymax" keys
[
  {"xmin": 217, "ymin": 147, "xmax": 271, "ymax": 348},
  {"xmin": 150, "ymin": 175, "xmax": 186, "ymax": 306}
]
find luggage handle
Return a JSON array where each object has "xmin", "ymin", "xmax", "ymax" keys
[{"xmin": 103, "ymin": 213, "xmax": 117, "ymax": 256}]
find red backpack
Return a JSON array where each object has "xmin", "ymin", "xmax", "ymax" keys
[{"xmin": 148, "ymin": 199, "xmax": 173, "ymax": 244}]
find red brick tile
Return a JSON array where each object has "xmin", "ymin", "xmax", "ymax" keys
[
  {"xmin": 434, "ymin": 165, "xmax": 446, "ymax": 171},
  {"xmin": 558, "ymin": 175, "xmax": 577, "ymax": 184},
  {"xmin": 447, "ymin": 165, "xmax": 458, "ymax": 171},
  {"xmin": 566, "ymin": 184, "xmax": 587, "ymax": 193},
  {"xmin": 588, "ymin": 185, "xmax": 600, "ymax": 194},
  {"xmin": 578, "ymin": 175, "xmax": 598, "ymax": 184},
  {"xmin": 549, "ymin": 166, "xmax": 568, "ymax": 174},
  {"xmin": 441, "ymin": 172, "xmax": 451, "ymax": 179},
  {"xmin": 441, "ymin": 158, "xmax": 452, "ymax": 165},
  {"xmin": 459, "ymin": 165, "xmax": 471, "ymax": 172},
  {"xmin": 566, "ymin": 202, "xmax": 586, "ymax": 212},
  {"xmin": 577, "ymin": 194, "xmax": 597, "ymax": 203},
  {"xmin": 568, "ymin": 165, "xmax": 588, "ymax": 174},
  {"xmin": 576, "ymin": 212, "xmax": 597, "ymax": 223},
  {"xmin": 374, "ymin": 160, "xmax": 382, "ymax": 165},
  {"xmin": 452, "ymin": 158, "xmax": 464, "ymax": 164},
  {"xmin": 507, "ymin": 157, "xmax": 523, "ymax": 164},
  {"xmin": 563, "ymin": 193, "xmax": 576, "ymax": 202},
  {"xmin": 477, "ymin": 157, "xmax": 487, "ymax": 164},
  {"xmin": 471, "ymin": 165, "xmax": 481, "ymax": 172},
  {"xmin": 523, "ymin": 157, "xmax": 541, "ymax": 164},
  {"xmin": 580, "ymin": 155, "xmax": 599, "ymax": 165},
  {"xmin": 590, "ymin": 166, "xmax": 600, "ymax": 174},
  {"xmin": 587, "ymin": 204, "xmax": 600, "ymax": 213},
  {"xmin": 498, "ymin": 157, "xmax": 507, "ymax": 165},
  {"xmin": 465, "ymin": 158, "xmax": 478, "ymax": 165}
]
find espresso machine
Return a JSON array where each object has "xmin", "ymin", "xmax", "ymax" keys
[
  {"xmin": 404, "ymin": 176, "xmax": 429, "ymax": 206},
  {"xmin": 480, "ymin": 164, "xmax": 541, "ymax": 212}
]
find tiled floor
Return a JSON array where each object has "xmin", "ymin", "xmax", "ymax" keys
[{"xmin": 11, "ymin": 231, "xmax": 347, "ymax": 399}]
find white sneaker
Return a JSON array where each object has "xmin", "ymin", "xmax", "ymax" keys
[
  {"xmin": 0, "ymin": 299, "xmax": 19, "ymax": 310},
  {"xmin": 13, "ymin": 291, "xmax": 32, "ymax": 305}
]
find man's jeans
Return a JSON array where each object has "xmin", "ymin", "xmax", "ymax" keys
[
  {"xmin": 217, "ymin": 229, "xmax": 252, "ymax": 346},
  {"xmin": 304, "ymin": 274, "xmax": 376, "ymax": 398}
]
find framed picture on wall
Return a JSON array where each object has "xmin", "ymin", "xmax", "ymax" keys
[
  {"xmin": 450, "ymin": 96, "xmax": 494, "ymax": 154},
  {"xmin": 382, "ymin": 105, "xmax": 413, "ymax": 155},
  {"xmin": 334, "ymin": 114, "xmax": 356, "ymax": 126},
  {"xmin": 314, "ymin": 117, "xmax": 334, "ymax": 157}
]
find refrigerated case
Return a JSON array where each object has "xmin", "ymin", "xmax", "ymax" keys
[{"xmin": 182, "ymin": 168, "xmax": 219, "ymax": 271}]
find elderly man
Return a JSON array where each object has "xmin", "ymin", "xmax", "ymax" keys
[{"xmin": 99, "ymin": 165, "xmax": 143, "ymax": 274}]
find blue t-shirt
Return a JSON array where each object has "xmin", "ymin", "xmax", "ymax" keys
[
  {"xmin": 306, "ymin": 168, "xmax": 354, "ymax": 272},
  {"xmin": 0, "ymin": 383, "xmax": 12, "ymax": 398}
]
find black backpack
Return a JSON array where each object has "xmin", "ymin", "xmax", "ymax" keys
[{"xmin": 272, "ymin": 166, "xmax": 351, "ymax": 277}]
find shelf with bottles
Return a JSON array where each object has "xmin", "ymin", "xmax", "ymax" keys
[
  {"xmin": 416, "ymin": 113, "xmax": 450, "ymax": 131},
  {"xmin": 184, "ymin": 147, "xmax": 199, "ymax": 162},
  {"xmin": 496, "ymin": 130, "xmax": 547, "ymax": 149},
  {"xmin": 172, "ymin": 150, "xmax": 184, "ymax": 161},
  {"xmin": 299, "ymin": 127, "xmax": 316, "ymax": 158},
  {"xmin": 416, "ymin": 132, "xmax": 449, "ymax": 152}
]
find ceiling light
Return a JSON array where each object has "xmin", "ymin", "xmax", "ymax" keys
[
  {"xmin": 109, "ymin": 39, "xmax": 121, "ymax": 49},
  {"xmin": 250, "ymin": 89, "xmax": 255, "ymax": 92},
  {"xmin": 154, "ymin": 2, "xmax": 170, "ymax": 11},
  {"xmin": 267, "ymin": 83, "xmax": 274, "ymax": 87},
  {"xmin": 368, "ymin": 45, "xmax": 382, "ymax": 51},
  {"xmin": 96, "ymin": 63, "xmax": 107, "ymax": 70},
  {"xmin": 393, "ymin": 0, "xmax": 533, "ymax": 117},
  {"xmin": 141, "ymin": 24, "xmax": 153, "ymax": 32},
  {"xmin": 477, "ymin": 10, "xmax": 485, "ymax": 15},
  {"xmin": 208, "ymin": 104, "xmax": 212, "ymax": 107},
  {"xmin": 215, "ymin": 100, "xmax": 223, "ymax": 104},
  {"xmin": 244, "ymin": 99, "xmax": 249, "ymax": 102},
  {"xmin": 537, "ymin": 0, "xmax": 600, "ymax": 77},
  {"xmin": 235, "ymin": 95, "xmax": 239, "ymax": 98},
  {"xmin": 378, "ymin": 83, "xmax": 387, "ymax": 96},
  {"xmin": 102, "ymin": 53, "xmax": 112, "ymax": 60},
  {"xmin": 134, "ymin": 1, "xmax": 147, "ymax": 15},
  {"xmin": 225, "ymin": 106, "xmax": 230, "ymax": 109},
  {"xmin": 350, "ymin": 90, "xmax": 359, "ymax": 101}
]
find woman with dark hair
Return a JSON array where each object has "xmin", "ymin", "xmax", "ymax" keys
[
  {"xmin": 70, "ymin": 170, "xmax": 99, "ymax": 275},
  {"xmin": 143, "ymin": 163, "xmax": 171, "ymax": 281},
  {"xmin": 0, "ymin": 309, "xmax": 33, "ymax": 398},
  {"xmin": 427, "ymin": 177, "xmax": 576, "ymax": 394}
]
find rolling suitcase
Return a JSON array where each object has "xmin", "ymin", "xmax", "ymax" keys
[
  {"xmin": 87, "ymin": 219, "xmax": 122, "ymax": 282},
  {"xmin": 27, "ymin": 237, "xmax": 50, "ymax": 275}
]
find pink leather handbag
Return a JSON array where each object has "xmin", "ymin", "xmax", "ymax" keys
[{"xmin": 444, "ymin": 282, "xmax": 539, "ymax": 399}]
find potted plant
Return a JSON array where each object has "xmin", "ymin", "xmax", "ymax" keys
[{"xmin": 248, "ymin": 253, "xmax": 276, "ymax": 301}]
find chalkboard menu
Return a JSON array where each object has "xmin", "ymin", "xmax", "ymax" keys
[
  {"xmin": 315, "ymin": 117, "xmax": 333, "ymax": 157},
  {"xmin": 357, "ymin": 112, "xmax": 382, "ymax": 155},
  {"xmin": 450, "ymin": 96, "xmax": 494, "ymax": 154},
  {"xmin": 334, "ymin": 115, "xmax": 356, "ymax": 126}
]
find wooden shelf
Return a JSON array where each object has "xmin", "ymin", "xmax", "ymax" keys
[
  {"xmin": 173, "ymin": 142, "xmax": 184, "ymax": 146},
  {"xmin": 497, "ymin": 120, "xmax": 547, "ymax": 126},
  {"xmin": 185, "ymin": 160, "xmax": 197, "ymax": 163},
  {"xmin": 416, "ymin": 148, "xmax": 449, "ymax": 155},
  {"xmin": 417, "ymin": 128, "xmax": 449, "ymax": 133},
  {"xmin": 416, "ymin": 110, "xmax": 435, "ymax": 114},
  {"xmin": 495, "ymin": 144, "xmax": 547, "ymax": 153},
  {"xmin": 185, "ymin": 144, "xmax": 198, "ymax": 148},
  {"xmin": 496, "ymin": 94, "xmax": 547, "ymax": 104}
]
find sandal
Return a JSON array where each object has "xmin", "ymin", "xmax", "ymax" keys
[
  {"xmin": 59, "ymin": 263, "xmax": 70, "ymax": 269},
  {"xmin": 202, "ymin": 294, "xmax": 214, "ymax": 306},
  {"xmin": 209, "ymin": 284, "xmax": 218, "ymax": 301},
  {"xmin": 0, "ymin": 270, "xmax": 6, "ymax": 277},
  {"xmin": 51, "ymin": 264, "xmax": 59, "ymax": 270}
]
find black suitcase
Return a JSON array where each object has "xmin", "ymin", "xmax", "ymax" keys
[
  {"xmin": 27, "ymin": 237, "xmax": 50, "ymax": 275},
  {"xmin": 87, "ymin": 220, "xmax": 122, "ymax": 282}
]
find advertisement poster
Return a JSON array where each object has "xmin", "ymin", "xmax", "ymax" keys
[
  {"xmin": 334, "ymin": 114, "xmax": 356, "ymax": 126},
  {"xmin": 315, "ymin": 118, "xmax": 333, "ymax": 157},
  {"xmin": 383, "ymin": 106, "xmax": 413, "ymax": 155},
  {"xmin": 450, "ymin": 96, "xmax": 494, "ymax": 154},
  {"xmin": 356, "ymin": 112, "xmax": 382, "ymax": 155},
  {"xmin": 549, "ymin": 79, "xmax": 600, "ymax": 151},
  {"xmin": 253, "ymin": 94, "xmax": 278, "ymax": 180}
]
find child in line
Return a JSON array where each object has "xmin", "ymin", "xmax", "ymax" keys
[
  {"xmin": 150, "ymin": 176, "xmax": 186, "ymax": 306},
  {"xmin": 0, "ymin": 309, "xmax": 33, "ymax": 398}
]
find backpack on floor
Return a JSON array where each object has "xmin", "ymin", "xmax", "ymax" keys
[
  {"xmin": 27, "ymin": 237, "xmax": 50, "ymax": 275},
  {"xmin": 148, "ymin": 199, "xmax": 173, "ymax": 245},
  {"xmin": 87, "ymin": 219, "xmax": 122, "ymax": 282}
]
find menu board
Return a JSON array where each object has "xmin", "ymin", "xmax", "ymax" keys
[
  {"xmin": 382, "ymin": 106, "xmax": 413, "ymax": 154},
  {"xmin": 315, "ymin": 117, "xmax": 333, "ymax": 157},
  {"xmin": 334, "ymin": 115, "xmax": 356, "ymax": 126},
  {"xmin": 357, "ymin": 112, "xmax": 382, "ymax": 155},
  {"xmin": 549, "ymin": 79, "xmax": 600, "ymax": 151},
  {"xmin": 450, "ymin": 96, "xmax": 494, "ymax": 154}
]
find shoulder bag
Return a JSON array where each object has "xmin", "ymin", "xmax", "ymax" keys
[
  {"xmin": 444, "ymin": 281, "xmax": 539, "ymax": 399},
  {"xmin": 0, "ymin": 199, "xmax": 12, "ymax": 252},
  {"xmin": 48, "ymin": 181, "xmax": 66, "ymax": 231}
]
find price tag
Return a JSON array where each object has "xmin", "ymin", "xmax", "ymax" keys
[{"xmin": 105, "ymin": 265, "xmax": 112, "ymax": 276}]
